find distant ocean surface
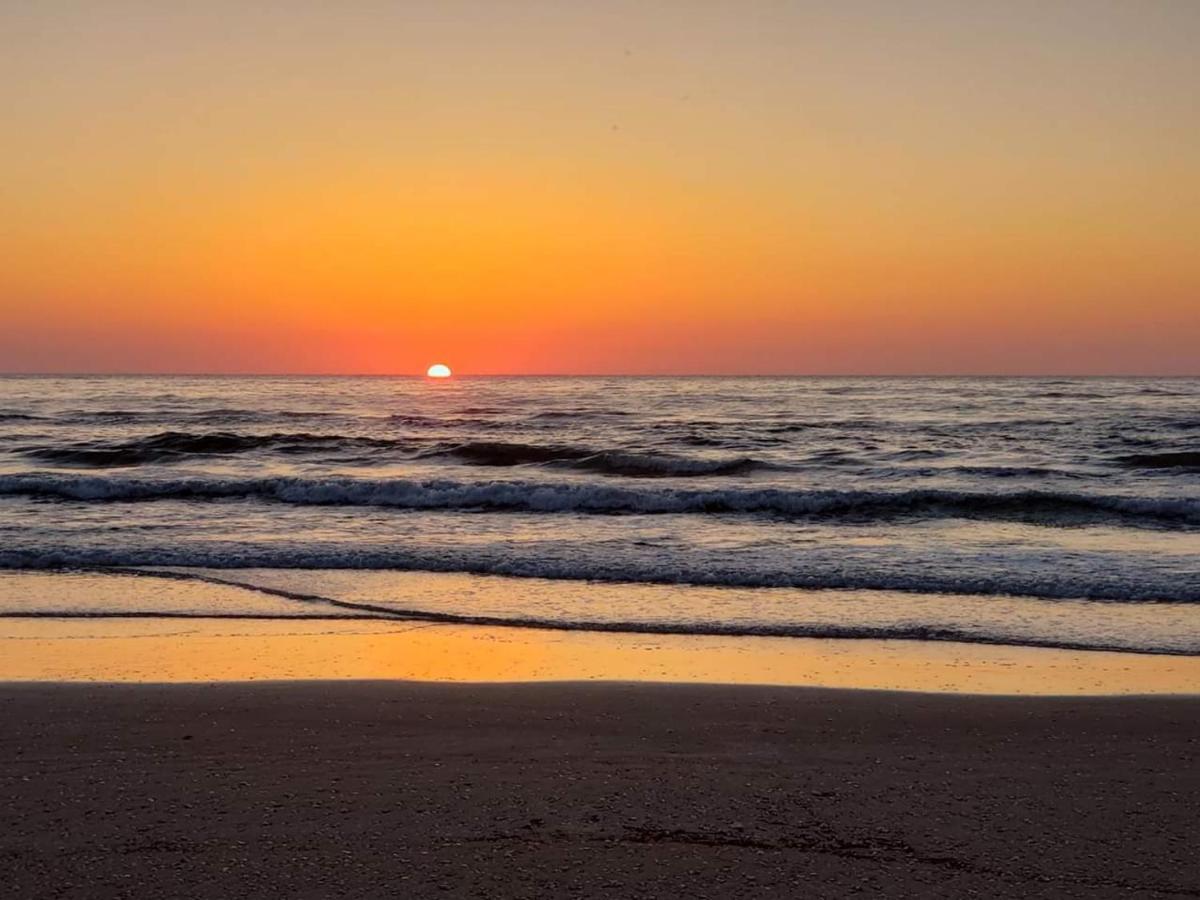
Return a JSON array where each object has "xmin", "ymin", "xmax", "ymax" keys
[{"xmin": 2, "ymin": 375, "xmax": 1198, "ymax": 655}]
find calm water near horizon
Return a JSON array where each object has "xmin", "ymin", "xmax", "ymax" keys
[{"xmin": 1, "ymin": 375, "xmax": 1198, "ymax": 655}]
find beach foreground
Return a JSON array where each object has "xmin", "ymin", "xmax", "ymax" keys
[{"xmin": 3, "ymin": 682, "xmax": 1197, "ymax": 898}]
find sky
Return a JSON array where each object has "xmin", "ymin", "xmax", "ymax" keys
[{"xmin": 2, "ymin": 1, "xmax": 1198, "ymax": 374}]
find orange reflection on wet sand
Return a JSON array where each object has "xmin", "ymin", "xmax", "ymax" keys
[{"xmin": 2, "ymin": 619, "xmax": 1198, "ymax": 695}]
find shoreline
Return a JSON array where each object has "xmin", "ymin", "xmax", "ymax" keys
[
  {"xmin": 3, "ymin": 681, "xmax": 1198, "ymax": 898},
  {"xmin": 3, "ymin": 617, "xmax": 1200, "ymax": 694}
]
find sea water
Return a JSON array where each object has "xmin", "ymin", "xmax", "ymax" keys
[{"xmin": 1, "ymin": 375, "xmax": 1197, "ymax": 654}]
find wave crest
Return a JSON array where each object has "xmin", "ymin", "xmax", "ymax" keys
[
  {"xmin": 421, "ymin": 441, "xmax": 765, "ymax": 477},
  {"xmin": 1117, "ymin": 451, "xmax": 1200, "ymax": 471},
  {"xmin": 21, "ymin": 431, "xmax": 411, "ymax": 467},
  {"xmin": 0, "ymin": 473, "xmax": 1196, "ymax": 527}
]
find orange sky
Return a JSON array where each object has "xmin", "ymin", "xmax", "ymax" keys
[{"xmin": 2, "ymin": 1, "xmax": 1197, "ymax": 374}]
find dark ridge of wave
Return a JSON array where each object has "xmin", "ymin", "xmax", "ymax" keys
[
  {"xmin": 420, "ymin": 441, "xmax": 767, "ymax": 477},
  {"xmin": 187, "ymin": 409, "xmax": 346, "ymax": 424},
  {"xmin": 529, "ymin": 408, "xmax": 633, "ymax": 420},
  {"xmin": 386, "ymin": 414, "xmax": 443, "ymax": 427},
  {"xmin": 57, "ymin": 409, "xmax": 352, "ymax": 426},
  {"xmin": 21, "ymin": 431, "xmax": 412, "ymax": 467},
  {"xmin": 275, "ymin": 410, "xmax": 343, "ymax": 419},
  {"xmin": 1032, "ymin": 391, "xmax": 1110, "ymax": 400},
  {"xmin": 576, "ymin": 451, "xmax": 764, "ymax": 478},
  {"xmin": 922, "ymin": 418, "xmax": 1080, "ymax": 432},
  {"xmin": 1116, "ymin": 451, "xmax": 1200, "ymax": 471},
  {"xmin": 883, "ymin": 449, "xmax": 948, "ymax": 461},
  {"xmin": 63, "ymin": 409, "xmax": 151, "ymax": 423},
  {"xmin": 1138, "ymin": 387, "xmax": 1193, "ymax": 396},
  {"xmin": 646, "ymin": 418, "xmax": 769, "ymax": 430},
  {"xmin": 941, "ymin": 464, "xmax": 1086, "ymax": 479},
  {"xmin": 1, "ymin": 473, "xmax": 1197, "ymax": 528},
  {"xmin": 0, "ymin": 413, "xmax": 44, "ymax": 422},
  {"xmin": 1114, "ymin": 434, "xmax": 1161, "ymax": 447},
  {"xmin": 673, "ymin": 432, "xmax": 794, "ymax": 451},
  {"xmin": 819, "ymin": 385, "xmax": 873, "ymax": 396},
  {"xmin": 421, "ymin": 441, "xmax": 593, "ymax": 466},
  {"xmin": 868, "ymin": 464, "xmax": 1089, "ymax": 480},
  {"xmin": 677, "ymin": 433, "xmax": 726, "ymax": 447},
  {"xmin": 676, "ymin": 432, "xmax": 764, "ymax": 449},
  {"xmin": 387, "ymin": 414, "xmax": 508, "ymax": 430},
  {"xmin": 6, "ymin": 568, "xmax": 1195, "ymax": 656},
  {"xmin": 764, "ymin": 421, "xmax": 858, "ymax": 433}
]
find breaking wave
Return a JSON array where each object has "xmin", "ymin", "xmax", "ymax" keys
[
  {"xmin": 1, "ymin": 552, "xmax": 1197, "ymax": 603},
  {"xmin": 21, "ymin": 432, "xmax": 771, "ymax": 477},
  {"xmin": 0, "ymin": 473, "xmax": 1196, "ymax": 527},
  {"xmin": 422, "ymin": 441, "xmax": 765, "ymax": 476}
]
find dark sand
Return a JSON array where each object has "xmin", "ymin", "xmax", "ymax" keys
[{"xmin": 2, "ymin": 682, "xmax": 1198, "ymax": 898}]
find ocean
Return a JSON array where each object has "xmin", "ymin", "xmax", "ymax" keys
[{"xmin": 1, "ymin": 375, "xmax": 1198, "ymax": 655}]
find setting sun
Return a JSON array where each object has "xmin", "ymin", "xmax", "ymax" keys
[{"xmin": 426, "ymin": 363, "xmax": 452, "ymax": 378}]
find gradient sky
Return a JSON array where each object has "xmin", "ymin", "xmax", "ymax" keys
[{"xmin": 2, "ymin": 1, "xmax": 1197, "ymax": 374}]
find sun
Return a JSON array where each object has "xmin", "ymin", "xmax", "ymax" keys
[{"xmin": 426, "ymin": 363, "xmax": 452, "ymax": 378}]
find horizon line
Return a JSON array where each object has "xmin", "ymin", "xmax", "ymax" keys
[{"xmin": 1, "ymin": 371, "xmax": 1197, "ymax": 379}]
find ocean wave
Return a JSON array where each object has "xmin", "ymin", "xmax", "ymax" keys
[
  {"xmin": 848, "ymin": 463, "xmax": 1087, "ymax": 480},
  {"xmin": 1137, "ymin": 387, "xmax": 1193, "ymax": 396},
  {"xmin": 52, "ymin": 409, "xmax": 354, "ymax": 426},
  {"xmin": 0, "ymin": 473, "xmax": 1196, "ymax": 527},
  {"xmin": 883, "ymin": 449, "xmax": 948, "ymax": 461},
  {"xmin": 1032, "ymin": 391, "xmax": 1110, "ymax": 399},
  {"xmin": 387, "ymin": 414, "xmax": 448, "ymax": 427},
  {"xmin": 1116, "ymin": 451, "xmax": 1200, "ymax": 471},
  {"xmin": 420, "ymin": 441, "xmax": 766, "ymax": 477},
  {"xmin": 419, "ymin": 441, "xmax": 593, "ymax": 466},
  {"xmin": 941, "ymin": 464, "xmax": 1086, "ymax": 479},
  {"xmin": 529, "ymin": 408, "xmax": 633, "ymax": 420},
  {"xmin": 764, "ymin": 420, "xmax": 875, "ymax": 433},
  {"xmin": 21, "ymin": 431, "xmax": 412, "ymax": 467},
  {"xmin": 188, "ymin": 409, "xmax": 346, "ymax": 424},
  {"xmin": 2, "ymin": 554, "xmax": 1198, "ymax": 608},
  {"xmin": 66, "ymin": 409, "xmax": 155, "ymax": 422}
]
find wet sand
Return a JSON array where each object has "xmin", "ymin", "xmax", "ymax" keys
[
  {"xmin": 2, "ymin": 681, "xmax": 1198, "ymax": 898},
  {"xmin": 5, "ymin": 617, "xmax": 1200, "ymax": 693}
]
